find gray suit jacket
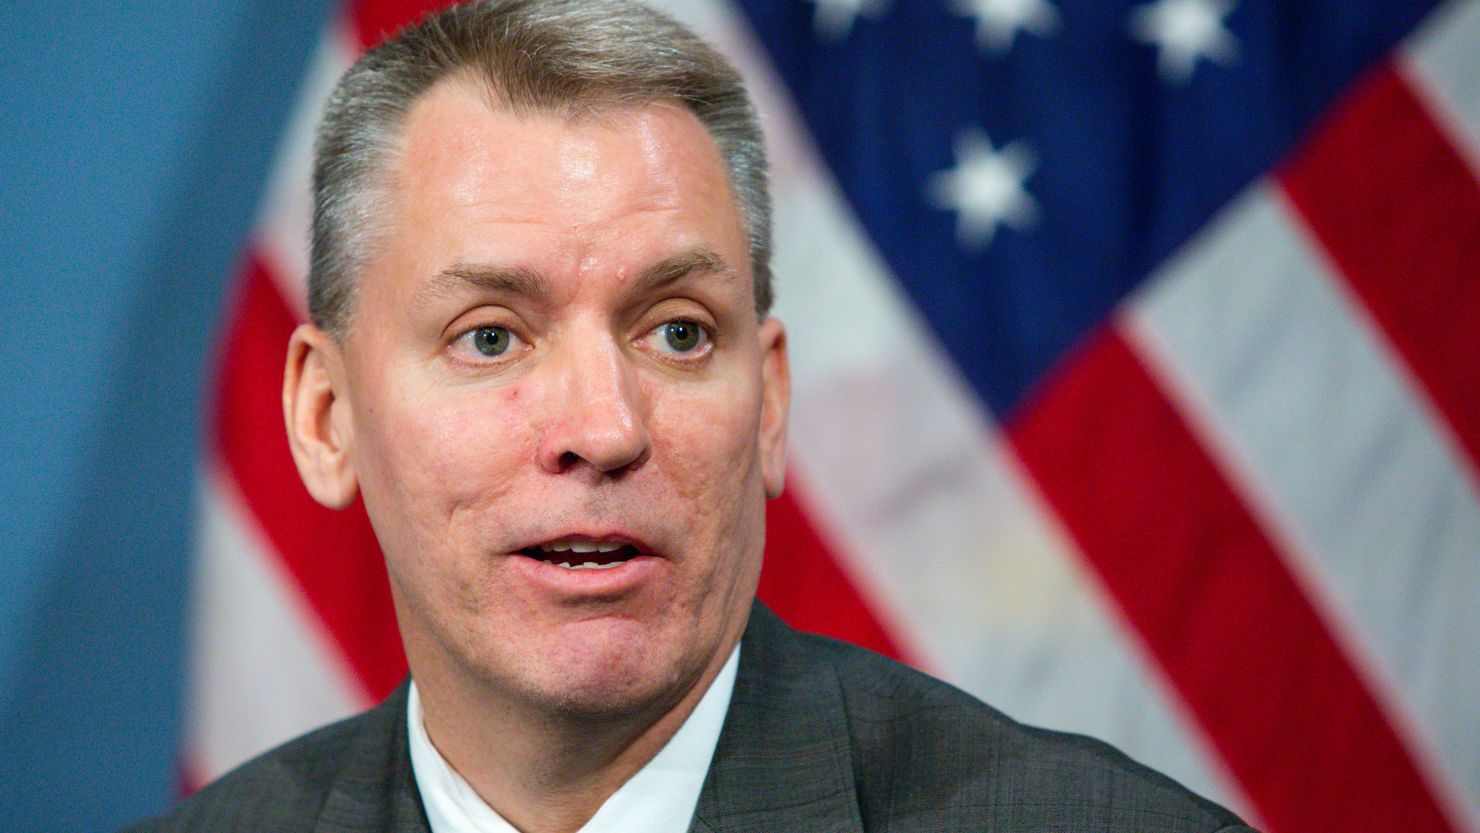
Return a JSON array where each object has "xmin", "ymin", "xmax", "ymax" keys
[{"xmin": 127, "ymin": 604, "xmax": 1257, "ymax": 832}]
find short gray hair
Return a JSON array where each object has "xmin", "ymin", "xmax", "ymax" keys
[{"xmin": 309, "ymin": 0, "xmax": 773, "ymax": 335}]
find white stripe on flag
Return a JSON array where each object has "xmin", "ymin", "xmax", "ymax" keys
[
  {"xmin": 1126, "ymin": 183, "xmax": 1480, "ymax": 828},
  {"xmin": 254, "ymin": 24, "xmax": 358, "ymax": 316},
  {"xmin": 650, "ymin": 0, "xmax": 1243, "ymax": 810},
  {"xmin": 187, "ymin": 464, "xmax": 368, "ymax": 780},
  {"xmin": 1404, "ymin": 0, "xmax": 1480, "ymax": 177}
]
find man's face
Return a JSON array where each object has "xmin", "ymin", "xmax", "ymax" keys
[{"xmin": 328, "ymin": 79, "xmax": 788, "ymax": 717}]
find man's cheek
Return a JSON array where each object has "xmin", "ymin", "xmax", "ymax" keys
[
  {"xmin": 388, "ymin": 388, "xmax": 534, "ymax": 511},
  {"xmin": 649, "ymin": 384, "xmax": 759, "ymax": 505}
]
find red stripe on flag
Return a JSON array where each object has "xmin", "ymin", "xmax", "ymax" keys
[
  {"xmin": 1010, "ymin": 327, "xmax": 1461, "ymax": 833},
  {"xmin": 351, "ymin": 0, "xmax": 448, "ymax": 49},
  {"xmin": 1279, "ymin": 64, "xmax": 1480, "ymax": 482},
  {"xmin": 176, "ymin": 755, "xmax": 206, "ymax": 799},
  {"xmin": 760, "ymin": 484, "xmax": 909, "ymax": 662},
  {"xmin": 215, "ymin": 252, "xmax": 407, "ymax": 700}
]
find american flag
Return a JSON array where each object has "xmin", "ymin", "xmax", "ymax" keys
[{"xmin": 188, "ymin": 1, "xmax": 1480, "ymax": 831}]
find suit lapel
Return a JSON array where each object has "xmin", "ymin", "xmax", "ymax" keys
[
  {"xmin": 312, "ymin": 681, "xmax": 433, "ymax": 833},
  {"xmin": 689, "ymin": 605, "xmax": 865, "ymax": 833}
]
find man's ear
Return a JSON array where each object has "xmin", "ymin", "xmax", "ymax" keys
[
  {"xmin": 283, "ymin": 324, "xmax": 359, "ymax": 509},
  {"xmin": 757, "ymin": 316, "xmax": 790, "ymax": 499}
]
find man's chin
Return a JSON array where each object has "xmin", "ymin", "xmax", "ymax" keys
[
  {"xmin": 484, "ymin": 620, "xmax": 708, "ymax": 720},
  {"xmin": 509, "ymin": 664, "xmax": 695, "ymax": 724}
]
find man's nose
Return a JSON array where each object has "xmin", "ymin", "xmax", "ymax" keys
[{"xmin": 537, "ymin": 337, "xmax": 652, "ymax": 477}]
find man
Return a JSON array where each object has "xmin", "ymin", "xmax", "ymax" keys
[{"xmin": 130, "ymin": 1, "xmax": 1257, "ymax": 831}]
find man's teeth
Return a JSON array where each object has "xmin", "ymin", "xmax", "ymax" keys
[
  {"xmin": 538, "ymin": 540, "xmax": 626, "ymax": 554},
  {"xmin": 531, "ymin": 539, "xmax": 633, "ymax": 568}
]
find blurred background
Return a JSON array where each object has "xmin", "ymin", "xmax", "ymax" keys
[{"xmin": 3, "ymin": 1, "xmax": 1477, "ymax": 831}]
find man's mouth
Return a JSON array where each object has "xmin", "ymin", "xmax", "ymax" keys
[{"xmin": 517, "ymin": 539, "xmax": 643, "ymax": 570}]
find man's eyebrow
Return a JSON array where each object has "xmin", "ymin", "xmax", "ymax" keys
[
  {"xmin": 413, "ymin": 263, "xmax": 551, "ymax": 306},
  {"xmin": 631, "ymin": 248, "xmax": 738, "ymax": 296}
]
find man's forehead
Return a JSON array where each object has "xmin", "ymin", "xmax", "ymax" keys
[
  {"xmin": 357, "ymin": 75, "xmax": 755, "ymax": 314},
  {"xmin": 393, "ymin": 77, "xmax": 727, "ymax": 197}
]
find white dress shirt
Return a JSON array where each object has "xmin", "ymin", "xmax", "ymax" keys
[{"xmin": 407, "ymin": 644, "xmax": 740, "ymax": 833}]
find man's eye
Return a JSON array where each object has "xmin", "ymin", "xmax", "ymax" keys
[
  {"xmin": 653, "ymin": 320, "xmax": 707, "ymax": 354},
  {"xmin": 454, "ymin": 325, "xmax": 522, "ymax": 359}
]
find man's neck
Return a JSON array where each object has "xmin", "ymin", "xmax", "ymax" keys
[{"xmin": 410, "ymin": 644, "xmax": 737, "ymax": 833}]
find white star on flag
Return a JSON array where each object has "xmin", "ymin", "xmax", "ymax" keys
[
  {"xmin": 1129, "ymin": 0, "xmax": 1241, "ymax": 84},
  {"xmin": 927, "ymin": 127, "xmax": 1040, "ymax": 251},
  {"xmin": 808, "ymin": 0, "xmax": 890, "ymax": 41},
  {"xmin": 948, "ymin": 0, "xmax": 1061, "ymax": 55}
]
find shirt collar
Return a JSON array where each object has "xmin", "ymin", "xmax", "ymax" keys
[{"xmin": 408, "ymin": 643, "xmax": 740, "ymax": 833}]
